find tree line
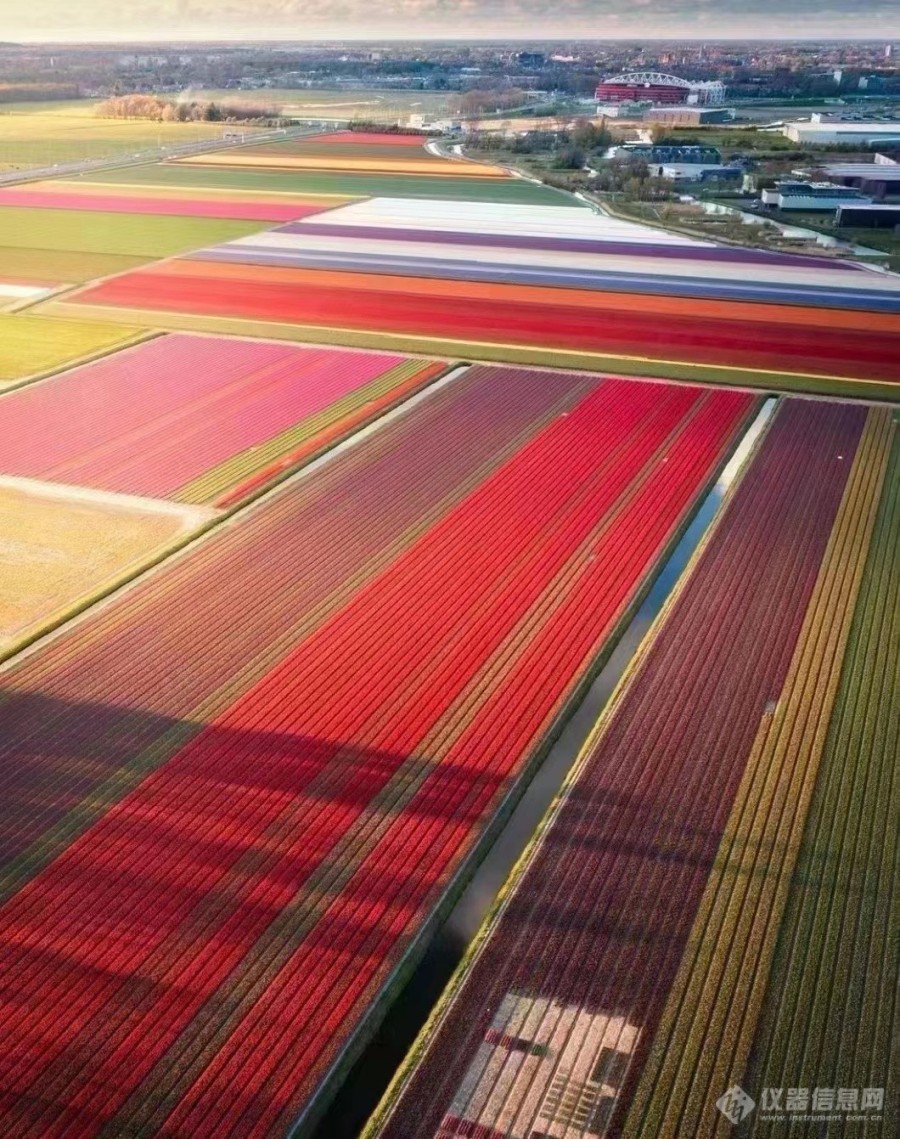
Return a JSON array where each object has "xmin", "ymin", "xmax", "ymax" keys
[{"xmin": 97, "ymin": 94, "xmax": 286, "ymax": 124}]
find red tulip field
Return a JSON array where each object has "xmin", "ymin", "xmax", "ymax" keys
[
  {"xmin": 0, "ymin": 366, "xmax": 754, "ymax": 1138},
  {"xmin": 66, "ymin": 257, "xmax": 900, "ymax": 397}
]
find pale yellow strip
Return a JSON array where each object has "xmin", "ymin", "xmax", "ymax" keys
[
  {"xmin": 46, "ymin": 180, "xmax": 360, "ymax": 206},
  {"xmin": 624, "ymin": 406, "xmax": 894, "ymax": 1139},
  {"xmin": 173, "ymin": 152, "xmax": 509, "ymax": 178}
]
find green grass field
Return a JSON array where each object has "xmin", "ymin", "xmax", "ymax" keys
[
  {"xmin": 0, "ymin": 101, "xmax": 261, "ymax": 173},
  {"xmin": 657, "ymin": 126, "xmax": 800, "ymax": 155},
  {"xmin": 0, "ymin": 206, "xmax": 268, "ymax": 283},
  {"xmin": 80, "ymin": 161, "xmax": 574, "ymax": 204},
  {"xmin": 188, "ymin": 88, "xmax": 452, "ymax": 123},
  {"xmin": 0, "ymin": 249, "xmax": 149, "ymax": 285},
  {"xmin": 0, "ymin": 99, "xmax": 98, "ymax": 115}
]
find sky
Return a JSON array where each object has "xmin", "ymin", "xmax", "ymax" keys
[{"xmin": 1, "ymin": 0, "xmax": 898, "ymax": 43}]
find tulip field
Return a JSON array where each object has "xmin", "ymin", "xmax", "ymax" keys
[
  {"xmin": 0, "ymin": 279, "xmax": 55, "ymax": 310},
  {"xmin": 0, "ymin": 333, "xmax": 447, "ymax": 505},
  {"xmin": 0, "ymin": 205, "xmax": 267, "ymax": 284},
  {"xmin": 58, "ymin": 193, "xmax": 900, "ymax": 399},
  {"xmin": 0, "ymin": 365, "xmax": 755, "ymax": 1138},
  {"xmin": 1, "ymin": 121, "xmax": 897, "ymax": 1139},
  {"xmin": 366, "ymin": 399, "xmax": 897, "ymax": 1139},
  {"xmin": 0, "ymin": 182, "xmax": 342, "ymax": 222},
  {"xmin": 742, "ymin": 428, "xmax": 898, "ymax": 1134},
  {"xmin": 60, "ymin": 158, "xmax": 575, "ymax": 203},
  {"xmin": 174, "ymin": 131, "xmax": 508, "ymax": 179}
]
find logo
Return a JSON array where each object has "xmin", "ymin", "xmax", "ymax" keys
[{"xmin": 716, "ymin": 1085, "xmax": 756, "ymax": 1125}]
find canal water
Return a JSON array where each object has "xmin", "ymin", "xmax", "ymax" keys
[{"xmin": 310, "ymin": 398, "xmax": 776, "ymax": 1139}]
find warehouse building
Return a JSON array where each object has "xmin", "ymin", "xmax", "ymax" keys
[
  {"xmin": 783, "ymin": 120, "xmax": 900, "ymax": 146},
  {"xmin": 607, "ymin": 142, "xmax": 723, "ymax": 164},
  {"xmin": 647, "ymin": 106, "xmax": 735, "ymax": 127},
  {"xmin": 817, "ymin": 163, "xmax": 900, "ymax": 200},
  {"xmin": 654, "ymin": 163, "xmax": 742, "ymax": 183},
  {"xmin": 761, "ymin": 181, "xmax": 872, "ymax": 212},
  {"xmin": 835, "ymin": 203, "xmax": 900, "ymax": 228}
]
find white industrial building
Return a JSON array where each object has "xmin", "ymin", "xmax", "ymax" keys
[
  {"xmin": 761, "ymin": 181, "xmax": 872, "ymax": 212},
  {"xmin": 653, "ymin": 163, "xmax": 742, "ymax": 182},
  {"xmin": 783, "ymin": 120, "xmax": 900, "ymax": 146}
]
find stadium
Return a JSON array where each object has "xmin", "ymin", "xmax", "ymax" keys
[{"xmin": 595, "ymin": 71, "xmax": 727, "ymax": 105}]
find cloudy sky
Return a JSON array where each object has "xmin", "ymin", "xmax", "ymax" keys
[{"xmin": 3, "ymin": 0, "xmax": 897, "ymax": 42}]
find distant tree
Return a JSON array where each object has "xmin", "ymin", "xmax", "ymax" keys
[
  {"xmin": 97, "ymin": 94, "xmax": 277, "ymax": 126},
  {"xmin": 452, "ymin": 87, "xmax": 529, "ymax": 116},
  {"xmin": 553, "ymin": 144, "xmax": 586, "ymax": 170},
  {"xmin": 97, "ymin": 94, "xmax": 170, "ymax": 120},
  {"xmin": 571, "ymin": 117, "xmax": 613, "ymax": 153},
  {"xmin": 0, "ymin": 82, "xmax": 80, "ymax": 103}
]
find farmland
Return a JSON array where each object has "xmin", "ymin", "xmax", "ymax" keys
[
  {"xmin": 187, "ymin": 88, "xmax": 453, "ymax": 123},
  {"xmin": 366, "ymin": 399, "xmax": 896, "ymax": 1139},
  {"xmin": 0, "ymin": 279, "xmax": 54, "ymax": 309},
  {"xmin": 70, "ymin": 159, "xmax": 574, "ymax": 203},
  {"xmin": 0, "ymin": 202, "xmax": 271, "ymax": 284},
  {"xmin": 59, "ymin": 190, "xmax": 900, "ymax": 400},
  {"xmin": 743, "ymin": 429, "xmax": 898, "ymax": 1131},
  {"xmin": 0, "ymin": 181, "xmax": 341, "ymax": 222},
  {"xmin": 625, "ymin": 406, "xmax": 894, "ymax": 1139},
  {"xmin": 173, "ymin": 131, "xmax": 508, "ymax": 178},
  {"xmin": 0, "ymin": 313, "xmax": 147, "ymax": 389},
  {"xmin": 0, "ymin": 113, "xmax": 897, "ymax": 1139},
  {"xmin": 0, "ymin": 100, "xmax": 261, "ymax": 173},
  {"xmin": 0, "ymin": 333, "xmax": 448, "ymax": 505},
  {"xmin": 0, "ymin": 205, "xmax": 264, "ymax": 258},
  {"xmin": 0, "ymin": 247, "xmax": 151, "ymax": 285},
  {"xmin": 0, "ymin": 478, "xmax": 208, "ymax": 656},
  {"xmin": 66, "ymin": 255, "xmax": 900, "ymax": 398},
  {"xmin": 0, "ymin": 366, "xmax": 754, "ymax": 1137}
]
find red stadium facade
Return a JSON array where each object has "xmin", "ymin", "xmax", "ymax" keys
[
  {"xmin": 596, "ymin": 82, "xmax": 689, "ymax": 105},
  {"xmin": 595, "ymin": 71, "xmax": 726, "ymax": 106}
]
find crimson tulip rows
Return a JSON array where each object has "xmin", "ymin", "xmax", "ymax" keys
[{"xmin": 0, "ymin": 368, "xmax": 753, "ymax": 1137}]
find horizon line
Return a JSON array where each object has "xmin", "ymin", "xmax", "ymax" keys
[{"xmin": 6, "ymin": 33, "xmax": 899, "ymax": 46}]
